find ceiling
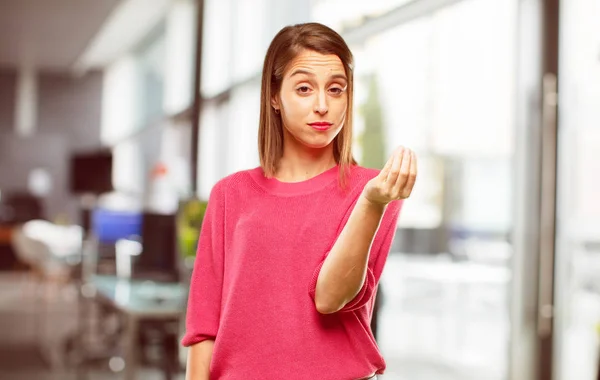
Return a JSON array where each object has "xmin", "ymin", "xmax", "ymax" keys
[{"xmin": 0, "ymin": 0, "xmax": 121, "ymax": 70}]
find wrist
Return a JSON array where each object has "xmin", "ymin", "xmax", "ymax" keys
[{"xmin": 359, "ymin": 192, "xmax": 388, "ymax": 211}]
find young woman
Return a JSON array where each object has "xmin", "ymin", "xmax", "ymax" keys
[{"xmin": 183, "ymin": 22, "xmax": 417, "ymax": 380}]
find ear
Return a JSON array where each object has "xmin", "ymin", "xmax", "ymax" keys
[{"xmin": 270, "ymin": 95, "xmax": 280, "ymax": 112}]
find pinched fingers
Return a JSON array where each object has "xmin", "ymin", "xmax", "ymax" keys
[
  {"xmin": 394, "ymin": 148, "xmax": 411, "ymax": 190},
  {"xmin": 401, "ymin": 151, "xmax": 417, "ymax": 198},
  {"xmin": 386, "ymin": 147, "xmax": 417, "ymax": 200},
  {"xmin": 385, "ymin": 146, "xmax": 405, "ymax": 184}
]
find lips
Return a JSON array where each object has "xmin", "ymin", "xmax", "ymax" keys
[{"xmin": 308, "ymin": 122, "xmax": 333, "ymax": 131}]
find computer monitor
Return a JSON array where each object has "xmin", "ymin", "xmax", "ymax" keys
[{"xmin": 69, "ymin": 151, "xmax": 113, "ymax": 195}]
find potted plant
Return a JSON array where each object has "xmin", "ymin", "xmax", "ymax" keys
[{"xmin": 176, "ymin": 197, "xmax": 208, "ymax": 283}]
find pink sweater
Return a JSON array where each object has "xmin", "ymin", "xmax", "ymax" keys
[{"xmin": 182, "ymin": 164, "xmax": 403, "ymax": 380}]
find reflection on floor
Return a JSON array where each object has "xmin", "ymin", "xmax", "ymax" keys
[
  {"xmin": 558, "ymin": 291, "xmax": 600, "ymax": 380},
  {"xmin": 0, "ymin": 272, "xmax": 182, "ymax": 380},
  {"xmin": 2, "ymin": 253, "xmax": 598, "ymax": 380},
  {"xmin": 378, "ymin": 253, "xmax": 509, "ymax": 380},
  {"xmin": 378, "ymin": 253, "xmax": 600, "ymax": 380}
]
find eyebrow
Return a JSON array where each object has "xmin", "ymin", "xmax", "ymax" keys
[{"xmin": 289, "ymin": 69, "xmax": 347, "ymax": 81}]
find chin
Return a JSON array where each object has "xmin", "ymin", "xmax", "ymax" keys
[
  {"xmin": 287, "ymin": 128, "xmax": 338, "ymax": 149},
  {"xmin": 301, "ymin": 138, "xmax": 335, "ymax": 150}
]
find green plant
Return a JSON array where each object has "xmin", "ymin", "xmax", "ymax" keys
[
  {"xmin": 177, "ymin": 198, "xmax": 208, "ymax": 259},
  {"xmin": 359, "ymin": 74, "xmax": 387, "ymax": 169}
]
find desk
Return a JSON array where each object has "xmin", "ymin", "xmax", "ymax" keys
[
  {"xmin": 82, "ymin": 276, "xmax": 187, "ymax": 380},
  {"xmin": 91, "ymin": 275, "xmax": 186, "ymax": 317}
]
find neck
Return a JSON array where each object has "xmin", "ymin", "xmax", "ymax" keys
[{"xmin": 276, "ymin": 136, "xmax": 337, "ymax": 183}]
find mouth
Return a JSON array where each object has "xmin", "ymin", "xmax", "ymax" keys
[{"xmin": 308, "ymin": 122, "xmax": 333, "ymax": 131}]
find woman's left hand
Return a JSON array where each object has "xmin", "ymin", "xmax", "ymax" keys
[{"xmin": 362, "ymin": 146, "xmax": 418, "ymax": 206}]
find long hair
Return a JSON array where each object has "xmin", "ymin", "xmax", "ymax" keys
[{"xmin": 258, "ymin": 22, "xmax": 356, "ymax": 188}]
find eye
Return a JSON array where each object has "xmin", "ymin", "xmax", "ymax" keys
[
  {"xmin": 297, "ymin": 86, "xmax": 311, "ymax": 94},
  {"xmin": 329, "ymin": 87, "xmax": 344, "ymax": 95}
]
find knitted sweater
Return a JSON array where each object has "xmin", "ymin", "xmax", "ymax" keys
[{"xmin": 182, "ymin": 164, "xmax": 403, "ymax": 380}]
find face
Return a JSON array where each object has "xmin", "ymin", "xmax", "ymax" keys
[{"xmin": 272, "ymin": 49, "xmax": 348, "ymax": 151}]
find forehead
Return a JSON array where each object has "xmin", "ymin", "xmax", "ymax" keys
[{"xmin": 285, "ymin": 49, "xmax": 345, "ymax": 76}]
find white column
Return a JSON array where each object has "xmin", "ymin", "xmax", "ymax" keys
[
  {"xmin": 15, "ymin": 66, "xmax": 38, "ymax": 137},
  {"xmin": 163, "ymin": 0, "xmax": 197, "ymax": 115}
]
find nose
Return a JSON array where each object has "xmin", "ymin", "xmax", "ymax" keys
[{"xmin": 314, "ymin": 90, "xmax": 328, "ymax": 115}]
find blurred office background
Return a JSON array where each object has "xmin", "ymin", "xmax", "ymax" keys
[{"xmin": 0, "ymin": 0, "xmax": 598, "ymax": 379}]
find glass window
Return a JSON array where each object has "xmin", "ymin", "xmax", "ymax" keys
[
  {"xmin": 163, "ymin": 0, "xmax": 198, "ymax": 115},
  {"xmin": 231, "ymin": 0, "xmax": 268, "ymax": 82},
  {"xmin": 429, "ymin": 0, "xmax": 514, "ymax": 157},
  {"xmin": 311, "ymin": 0, "xmax": 416, "ymax": 31},
  {"xmin": 137, "ymin": 25, "xmax": 166, "ymax": 125},
  {"xmin": 555, "ymin": 0, "xmax": 600, "ymax": 378},
  {"xmin": 196, "ymin": 79, "xmax": 261, "ymax": 200},
  {"xmin": 347, "ymin": 0, "xmax": 516, "ymax": 378},
  {"xmin": 112, "ymin": 140, "xmax": 144, "ymax": 194},
  {"xmin": 201, "ymin": 0, "xmax": 233, "ymax": 97},
  {"xmin": 226, "ymin": 81, "xmax": 261, "ymax": 174},
  {"xmin": 197, "ymin": 100, "xmax": 230, "ymax": 200},
  {"xmin": 100, "ymin": 55, "xmax": 142, "ymax": 145}
]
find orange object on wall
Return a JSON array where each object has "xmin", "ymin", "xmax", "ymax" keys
[{"xmin": 0, "ymin": 226, "xmax": 13, "ymax": 244}]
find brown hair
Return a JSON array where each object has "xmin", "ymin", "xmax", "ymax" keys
[{"xmin": 258, "ymin": 22, "xmax": 356, "ymax": 188}]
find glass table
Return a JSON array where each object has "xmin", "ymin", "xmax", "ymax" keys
[{"xmin": 79, "ymin": 275, "xmax": 187, "ymax": 380}]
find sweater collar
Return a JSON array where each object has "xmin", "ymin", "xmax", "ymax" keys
[{"xmin": 249, "ymin": 165, "xmax": 340, "ymax": 196}]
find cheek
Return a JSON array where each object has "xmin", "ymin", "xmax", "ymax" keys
[
  {"xmin": 281, "ymin": 95, "xmax": 312, "ymax": 118},
  {"xmin": 332, "ymin": 100, "xmax": 348, "ymax": 121}
]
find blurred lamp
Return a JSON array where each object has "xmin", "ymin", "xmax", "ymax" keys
[{"xmin": 28, "ymin": 168, "xmax": 52, "ymax": 197}]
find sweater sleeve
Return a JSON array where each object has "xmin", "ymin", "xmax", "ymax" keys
[
  {"xmin": 308, "ymin": 199, "xmax": 403, "ymax": 313},
  {"xmin": 181, "ymin": 181, "xmax": 226, "ymax": 347}
]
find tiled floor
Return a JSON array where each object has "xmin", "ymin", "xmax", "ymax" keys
[
  {"xmin": 5, "ymin": 253, "xmax": 595, "ymax": 380},
  {"xmin": 377, "ymin": 254, "xmax": 508, "ymax": 380},
  {"xmin": 0, "ymin": 254, "xmax": 510, "ymax": 380},
  {"xmin": 0, "ymin": 272, "xmax": 179, "ymax": 380}
]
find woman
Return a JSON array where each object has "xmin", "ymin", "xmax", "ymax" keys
[{"xmin": 183, "ymin": 22, "xmax": 417, "ymax": 380}]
